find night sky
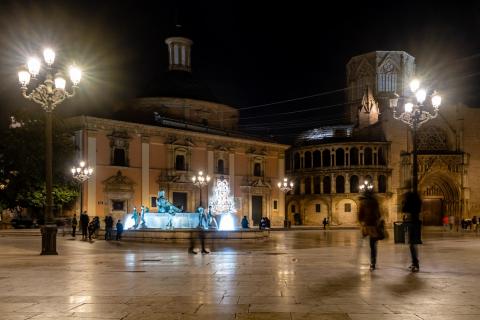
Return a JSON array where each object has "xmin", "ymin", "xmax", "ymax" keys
[{"xmin": 1, "ymin": 1, "xmax": 480, "ymax": 142}]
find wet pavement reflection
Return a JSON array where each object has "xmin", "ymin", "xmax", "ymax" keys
[{"xmin": 0, "ymin": 229, "xmax": 479, "ymax": 319}]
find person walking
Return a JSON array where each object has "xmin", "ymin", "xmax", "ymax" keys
[
  {"xmin": 448, "ymin": 214, "xmax": 455, "ymax": 231},
  {"xmin": 442, "ymin": 215, "xmax": 449, "ymax": 232},
  {"xmin": 322, "ymin": 217, "xmax": 328, "ymax": 230},
  {"xmin": 402, "ymin": 192, "xmax": 422, "ymax": 272},
  {"xmin": 71, "ymin": 214, "xmax": 78, "ymax": 237},
  {"xmin": 358, "ymin": 191, "xmax": 385, "ymax": 271}
]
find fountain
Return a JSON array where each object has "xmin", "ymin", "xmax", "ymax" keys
[{"xmin": 116, "ymin": 179, "xmax": 267, "ymax": 241}]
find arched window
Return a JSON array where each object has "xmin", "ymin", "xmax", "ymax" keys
[
  {"xmin": 364, "ymin": 147, "xmax": 373, "ymax": 165},
  {"xmin": 305, "ymin": 177, "xmax": 311, "ymax": 194},
  {"xmin": 294, "ymin": 153, "xmax": 301, "ymax": 170},
  {"xmin": 314, "ymin": 176, "xmax": 321, "ymax": 194},
  {"xmin": 313, "ymin": 150, "xmax": 321, "ymax": 167},
  {"xmin": 217, "ymin": 159, "xmax": 224, "ymax": 174},
  {"xmin": 350, "ymin": 147, "xmax": 359, "ymax": 166},
  {"xmin": 175, "ymin": 155, "xmax": 185, "ymax": 171},
  {"xmin": 378, "ymin": 175, "xmax": 387, "ymax": 193},
  {"xmin": 336, "ymin": 148, "xmax": 345, "ymax": 166},
  {"xmin": 323, "ymin": 176, "xmax": 331, "ymax": 194},
  {"xmin": 254, "ymin": 163, "xmax": 261, "ymax": 176},
  {"xmin": 336, "ymin": 175, "xmax": 345, "ymax": 193},
  {"xmin": 113, "ymin": 148, "xmax": 126, "ymax": 166},
  {"xmin": 350, "ymin": 175, "xmax": 359, "ymax": 193},
  {"xmin": 304, "ymin": 151, "xmax": 312, "ymax": 169},
  {"xmin": 378, "ymin": 147, "xmax": 386, "ymax": 165},
  {"xmin": 322, "ymin": 150, "xmax": 331, "ymax": 167}
]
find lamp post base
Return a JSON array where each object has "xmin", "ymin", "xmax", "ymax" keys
[{"xmin": 40, "ymin": 225, "xmax": 58, "ymax": 255}]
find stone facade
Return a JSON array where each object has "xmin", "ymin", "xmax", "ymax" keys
[
  {"xmin": 287, "ymin": 51, "xmax": 476, "ymax": 226},
  {"xmin": 67, "ymin": 115, "xmax": 288, "ymax": 227}
]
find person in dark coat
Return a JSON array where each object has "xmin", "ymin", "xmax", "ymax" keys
[
  {"xmin": 104, "ymin": 215, "xmax": 114, "ymax": 240},
  {"xmin": 116, "ymin": 220, "xmax": 124, "ymax": 240},
  {"xmin": 80, "ymin": 211, "xmax": 89, "ymax": 240},
  {"xmin": 402, "ymin": 192, "xmax": 422, "ymax": 272},
  {"xmin": 241, "ymin": 216, "xmax": 249, "ymax": 229},
  {"xmin": 71, "ymin": 214, "xmax": 78, "ymax": 237},
  {"xmin": 358, "ymin": 191, "xmax": 384, "ymax": 271}
]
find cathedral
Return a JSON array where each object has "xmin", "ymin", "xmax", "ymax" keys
[{"xmin": 286, "ymin": 51, "xmax": 479, "ymax": 226}]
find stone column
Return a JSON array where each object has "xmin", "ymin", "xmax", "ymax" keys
[
  {"xmin": 87, "ymin": 133, "xmax": 96, "ymax": 216},
  {"xmin": 208, "ymin": 150, "xmax": 214, "ymax": 202},
  {"xmin": 141, "ymin": 137, "xmax": 149, "ymax": 207},
  {"xmin": 229, "ymin": 152, "xmax": 235, "ymax": 196}
]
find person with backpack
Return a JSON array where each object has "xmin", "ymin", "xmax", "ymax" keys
[{"xmin": 358, "ymin": 190, "xmax": 385, "ymax": 271}]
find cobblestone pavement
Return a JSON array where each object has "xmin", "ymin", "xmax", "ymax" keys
[{"xmin": 0, "ymin": 230, "xmax": 479, "ymax": 319}]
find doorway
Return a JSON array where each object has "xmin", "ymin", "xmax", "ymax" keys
[
  {"xmin": 252, "ymin": 196, "xmax": 263, "ymax": 225},
  {"xmin": 422, "ymin": 198, "xmax": 443, "ymax": 226},
  {"xmin": 173, "ymin": 192, "xmax": 187, "ymax": 212}
]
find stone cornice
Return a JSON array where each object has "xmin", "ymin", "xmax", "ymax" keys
[{"xmin": 65, "ymin": 116, "xmax": 290, "ymax": 152}]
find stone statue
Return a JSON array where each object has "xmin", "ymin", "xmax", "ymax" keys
[
  {"xmin": 156, "ymin": 190, "xmax": 182, "ymax": 229},
  {"xmin": 140, "ymin": 205, "xmax": 147, "ymax": 228},
  {"xmin": 207, "ymin": 205, "xmax": 218, "ymax": 229},
  {"xmin": 131, "ymin": 207, "xmax": 139, "ymax": 229},
  {"xmin": 197, "ymin": 206, "xmax": 208, "ymax": 229}
]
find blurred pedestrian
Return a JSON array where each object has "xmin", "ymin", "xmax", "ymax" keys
[
  {"xmin": 402, "ymin": 192, "xmax": 422, "ymax": 272},
  {"xmin": 71, "ymin": 214, "xmax": 78, "ymax": 237},
  {"xmin": 442, "ymin": 215, "xmax": 449, "ymax": 231},
  {"xmin": 358, "ymin": 191, "xmax": 385, "ymax": 271},
  {"xmin": 80, "ymin": 211, "xmax": 89, "ymax": 240}
]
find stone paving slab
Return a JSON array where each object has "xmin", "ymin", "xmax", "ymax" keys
[{"xmin": 0, "ymin": 230, "xmax": 479, "ymax": 319}]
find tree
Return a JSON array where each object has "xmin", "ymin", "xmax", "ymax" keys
[{"xmin": 0, "ymin": 109, "xmax": 78, "ymax": 218}]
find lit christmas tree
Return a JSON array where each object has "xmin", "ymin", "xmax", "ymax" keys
[
  {"xmin": 210, "ymin": 177, "xmax": 236, "ymax": 230},
  {"xmin": 210, "ymin": 177, "xmax": 235, "ymax": 215}
]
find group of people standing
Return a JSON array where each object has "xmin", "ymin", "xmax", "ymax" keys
[
  {"xmin": 358, "ymin": 191, "xmax": 421, "ymax": 272},
  {"xmin": 70, "ymin": 211, "xmax": 124, "ymax": 241}
]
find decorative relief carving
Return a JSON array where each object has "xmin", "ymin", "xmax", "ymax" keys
[{"xmin": 417, "ymin": 126, "xmax": 449, "ymax": 151}]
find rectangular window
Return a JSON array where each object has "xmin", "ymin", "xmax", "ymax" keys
[
  {"xmin": 112, "ymin": 200, "xmax": 124, "ymax": 211},
  {"xmin": 151, "ymin": 197, "xmax": 157, "ymax": 208},
  {"xmin": 344, "ymin": 203, "xmax": 351, "ymax": 212},
  {"xmin": 273, "ymin": 200, "xmax": 278, "ymax": 210},
  {"xmin": 315, "ymin": 204, "xmax": 321, "ymax": 213}
]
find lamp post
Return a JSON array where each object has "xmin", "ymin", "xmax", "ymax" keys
[
  {"xmin": 18, "ymin": 48, "xmax": 82, "ymax": 255},
  {"xmin": 359, "ymin": 180, "xmax": 374, "ymax": 193},
  {"xmin": 71, "ymin": 161, "xmax": 94, "ymax": 215},
  {"xmin": 277, "ymin": 177, "xmax": 294, "ymax": 228},
  {"xmin": 390, "ymin": 79, "xmax": 442, "ymax": 194},
  {"xmin": 192, "ymin": 171, "xmax": 210, "ymax": 208}
]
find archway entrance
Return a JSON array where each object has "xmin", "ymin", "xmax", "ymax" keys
[{"xmin": 420, "ymin": 174, "xmax": 460, "ymax": 226}]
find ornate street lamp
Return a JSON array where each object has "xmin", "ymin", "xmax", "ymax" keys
[
  {"xmin": 18, "ymin": 48, "xmax": 82, "ymax": 255},
  {"xmin": 71, "ymin": 161, "xmax": 94, "ymax": 215},
  {"xmin": 359, "ymin": 180, "xmax": 374, "ymax": 193},
  {"xmin": 277, "ymin": 177, "xmax": 294, "ymax": 228},
  {"xmin": 192, "ymin": 171, "xmax": 210, "ymax": 208},
  {"xmin": 390, "ymin": 79, "xmax": 442, "ymax": 194}
]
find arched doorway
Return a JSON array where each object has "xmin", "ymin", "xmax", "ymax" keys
[{"xmin": 420, "ymin": 173, "xmax": 460, "ymax": 226}]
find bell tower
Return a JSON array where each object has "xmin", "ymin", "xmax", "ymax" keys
[
  {"xmin": 345, "ymin": 51, "xmax": 416, "ymax": 125},
  {"xmin": 165, "ymin": 30, "xmax": 193, "ymax": 72}
]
